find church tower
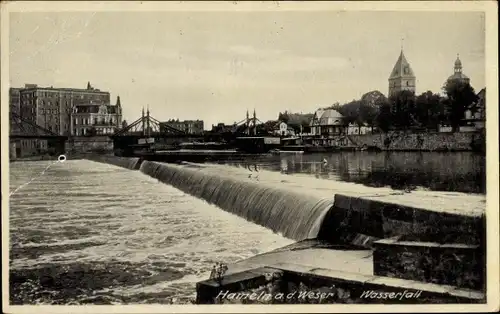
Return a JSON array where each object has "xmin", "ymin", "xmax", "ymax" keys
[
  {"xmin": 446, "ymin": 54, "xmax": 470, "ymax": 85},
  {"xmin": 388, "ymin": 49, "xmax": 416, "ymax": 97}
]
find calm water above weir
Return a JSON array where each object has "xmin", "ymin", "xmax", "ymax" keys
[
  {"xmin": 221, "ymin": 152, "xmax": 486, "ymax": 194},
  {"xmin": 9, "ymin": 160, "xmax": 293, "ymax": 305}
]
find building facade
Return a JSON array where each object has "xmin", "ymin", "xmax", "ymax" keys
[
  {"xmin": 9, "ymin": 88, "xmax": 21, "ymax": 133},
  {"xmin": 71, "ymin": 96, "xmax": 123, "ymax": 136},
  {"xmin": 310, "ymin": 108, "xmax": 346, "ymax": 137},
  {"xmin": 15, "ymin": 82, "xmax": 111, "ymax": 136},
  {"xmin": 388, "ymin": 50, "xmax": 416, "ymax": 97},
  {"xmin": 160, "ymin": 119, "xmax": 204, "ymax": 135},
  {"xmin": 347, "ymin": 122, "xmax": 373, "ymax": 135},
  {"xmin": 273, "ymin": 121, "xmax": 295, "ymax": 137}
]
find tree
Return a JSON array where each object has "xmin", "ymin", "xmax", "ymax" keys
[
  {"xmin": 337, "ymin": 100, "xmax": 362, "ymax": 125},
  {"xmin": 443, "ymin": 80, "xmax": 478, "ymax": 132},
  {"xmin": 359, "ymin": 101, "xmax": 378, "ymax": 130},
  {"xmin": 415, "ymin": 91, "xmax": 445, "ymax": 131},
  {"xmin": 375, "ymin": 99, "xmax": 393, "ymax": 132},
  {"xmin": 327, "ymin": 102, "xmax": 342, "ymax": 110},
  {"xmin": 278, "ymin": 111, "xmax": 290, "ymax": 123},
  {"xmin": 388, "ymin": 90, "xmax": 417, "ymax": 129}
]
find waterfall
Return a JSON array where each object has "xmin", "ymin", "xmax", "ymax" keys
[
  {"xmin": 139, "ymin": 161, "xmax": 335, "ymax": 241},
  {"xmin": 86, "ymin": 156, "xmax": 141, "ymax": 170}
]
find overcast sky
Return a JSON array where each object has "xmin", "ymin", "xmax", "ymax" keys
[{"xmin": 9, "ymin": 9, "xmax": 485, "ymax": 128}]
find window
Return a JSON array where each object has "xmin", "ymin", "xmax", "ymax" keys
[{"xmin": 406, "ymin": 81, "xmax": 410, "ymax": 86}]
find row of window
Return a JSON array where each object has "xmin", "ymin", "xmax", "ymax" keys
[
  {"xmin": 39, "ymin": 109, "xmax": 59, "ymax": 115},
  {"xmin": 73, "ymin": 118, "xmax": 116, "ymax": 125},
  {"xmin": 73, "ymin": 127, "xmax": 116, "ymax": 136},
  {"xmin": 21, "ymin": 91, "xmax": 109, "ymax": 99}
]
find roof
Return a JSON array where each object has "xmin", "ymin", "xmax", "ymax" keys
[
  {"xmin": 447, "ymin": 72, "xmax": 470, "ymax": 82},
  {"xmin": 319, "ymin": 109, "xmax": 344, "ymax": 126},
  {"xmin": 74, "ymin": 103, "xmax": 120, "ymax": 114},
  {"xmin": 389, "ymin": 50, "xmax": 415, "ymax": 79},
  {"xmin": 19, "ymin": 85, "xmax": 109, "ymax": 94},
  {"xmin": 309, "ymin": 109, "xmax": 325, "ymax": 126}
]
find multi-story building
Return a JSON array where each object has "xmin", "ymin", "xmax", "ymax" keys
[
  {"xmin": 160, "ymin": 119, "xmax": 204, "ymax": 135},
  {"xmin": 15, "ymin": 82, "xmax": 111, "ymax": 135},
  {"xmin": 71, "ymin": 96, "xmax": 122, "ymax": 136},
  {"xmin": 388, "ymin": 49, "xmax": 416, "ymax": 97}
]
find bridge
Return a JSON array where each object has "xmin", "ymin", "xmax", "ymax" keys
[
  {"xmin": 9, "ymin": 111, "xmax": 67, "ymax": 159},
  {"xmin": 9, "ymin": 104, "xmax": 268, "ymax": 158},
  {"xmin": 111, "ymin": 107, "xmax": 267, "ymax": 156},
  {"xmin": 112, "ymin": 108, "xmax": 264, "ymax": 137}
]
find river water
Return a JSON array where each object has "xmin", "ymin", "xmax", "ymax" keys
[
  {"xmin": 8, "ymin": 160, "xmax": 293, "ymax": 305},
  {"xmin": 222, "ymin": 152, "xmax": 486, "ymax": 194}
]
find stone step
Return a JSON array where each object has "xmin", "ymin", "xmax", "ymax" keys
[
  {"xmin": 372, "ymin": 238, "xmax": 485, "ymax": 291},
  {"xmin": 196, "ymin": 267, "xmax": 283, "ymax": 304}
]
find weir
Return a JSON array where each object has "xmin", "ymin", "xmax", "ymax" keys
[
  {"xmin": 84, "ymin": 155, "xmax": 142, "ymax": 170},
  {"xmin": 84, "ymin": 156, "xmax": 486, "ymax": 304}
]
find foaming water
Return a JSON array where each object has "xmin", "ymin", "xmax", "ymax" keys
[
  {"xmin": 9, "ymin": 160, "xmax": 292, "ymax": 304},
  {"xmin": 140, "ymin": 161, "xmax": 336, "ymax": 241}
]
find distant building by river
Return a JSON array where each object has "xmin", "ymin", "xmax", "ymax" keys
[
  {"xmin": 160, "ymin": 119, "xmax": 204, "ymax": 135},
  {"xmin": 71, "ymin": 96, "xmax": 123, "ymax": 136},
  {"xmin": 310, "ymin": 108, "xmax": 345, "ymax": 137},
  {"xmin": 10, "ymin": 82, "xmax": 118, "ymax": 136},
  {"xmin": 9, "ymin": 88, "xmax": 21, "ymax": 134}
]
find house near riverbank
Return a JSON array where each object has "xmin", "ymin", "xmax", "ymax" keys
[
  {"xmin": 273, "ymin": 121, "xmax": 295, "ymax": 137},
  {"xmin": 347, "ymin": 122, "xmax": 373, "ymax": 135},
  {"xmin": 310, "ymin": 108, "xmax": 346, "ymax": 136},
  {"xmin": 308, "ymin": 108, "xmax": 349, "ymax": 147}
]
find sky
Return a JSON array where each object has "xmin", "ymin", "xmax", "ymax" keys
[{"xmin": 9, "ymin": 9, "xmax": 485, "ymax": 129}]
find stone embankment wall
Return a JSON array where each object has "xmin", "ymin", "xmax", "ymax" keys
[{"xmin": 348, "ymin": 131, "xmax": 483, "ymax": 151}]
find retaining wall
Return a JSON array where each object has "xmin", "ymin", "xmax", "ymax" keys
[{"xmin": 349, "ymin": 131, "xmax": 483, "ymax": 151}]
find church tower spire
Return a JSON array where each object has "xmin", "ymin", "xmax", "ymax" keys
[
  {"xmin": 388, "ymin": 46, "xmax": 416, "ymax": 97},
  {"xmin": 454, "ymin": 53, "xmax": 463, "ymax": 73}
]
